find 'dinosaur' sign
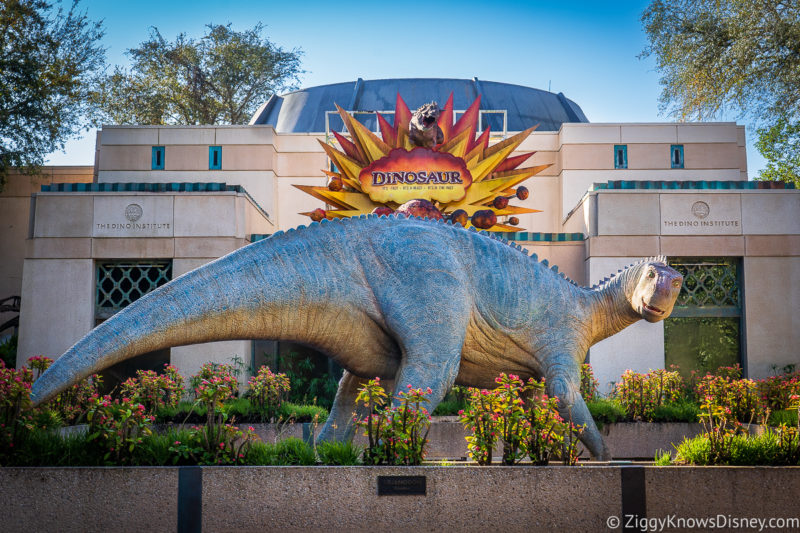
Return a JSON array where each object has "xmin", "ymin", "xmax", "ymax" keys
[
  {"xmin": 359, "ymin": 147, "xmax": 472, "ymax": 204},
  {"xmin": 294, "ymin": 94, "xmax": 551, "ymax": 231}
]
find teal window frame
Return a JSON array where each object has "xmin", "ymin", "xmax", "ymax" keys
[
  {"xmin": 671, "ymin": 145, "xmax": 684, "ymax": 169},
  {"xmin": 614, "ymin": 145, "xmax": 627, "ymax": 169},
  {"xmin": 152, "ymin": 146, "xmax": 165, "ymax": 170},
  {"xmin": 209, "ymin": 146, "xmax": 222, "ymax": 170}
]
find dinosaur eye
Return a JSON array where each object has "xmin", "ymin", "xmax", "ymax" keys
[
  {"xmin": 672, "ymin": 279, "xmax": 682, "ymax": 288},
  {"xmin": 648, "ymin": 271, "xmax": 656, "ymax": 279}
]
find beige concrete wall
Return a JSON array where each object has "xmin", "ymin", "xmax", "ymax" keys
[
  {"xmin": 743, "ymin": 256, "xmax": 800, "ymax": 378},
  {"xmin": 559, "ymin": 169, "xmax": 744, "ymax": 221},
  {"xmin": 587, "ymin": 257, "xmax": 666, "ymax": 394},
  {"xmin": 520, "ymin": 242, "xmax": 585, "ymax": 284},
  {"xmin": 98, "ymin": 171, "xmax": 276, "ymax": 219},
  {"xmin": 581, "ymin": 189, "xmax": 798, "ymax": 241},
  {"xmin": 17, "ymin": 259, "xmax": 94, "ymax": 364},
  {"xmin": 276, "ymin": 176, "xmax": 326, "ymax": 230},
  {"xmin": 0, "ymin": 169, "xmax": 93, "ymax": 336}
]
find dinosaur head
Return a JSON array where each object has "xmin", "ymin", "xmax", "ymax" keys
[
  {"xmin": 411, "ymin": 102, "xmax": 441, "ymax": 130},
  {"xmin": 628, "ymin": 258, "xmax": 683, "ymax": 323}
]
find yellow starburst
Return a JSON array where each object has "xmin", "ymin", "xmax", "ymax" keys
[{"xmin": 295, "ymin": 93, "xmax": 549, "ymax": 231}]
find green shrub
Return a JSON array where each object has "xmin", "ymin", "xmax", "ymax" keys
[
  {"xmin": 586, "ymin": 398, "xmax": 626, "ymax": 428},
  {"xmin": 274, "ymin": 437, "xmax": 316, "ymax": 465},
  {"xmin": 653, "ymin": 450, "xmax": 672, "ymax": 466},
  {"xmin": 317, "ymin": 440, "xmax": 362, "ymax": 465},
  {"xmin": 768, "ymin": 409, "xmax": 799, "ymax": 427},
  {"xmin": 244, "ymin": 437, "xmax": 316, "ymax": 466},
  {"xmin": 5, "ymin": 428, "xmax": 95, "ymax": 466},
  {"xmin": 280, "ymin": 402, "xmax": 328, "ymax": 423},
  {"xmin": 246, "ymin": 440, "xmax": 279, "ymax": 465},
  {"xmin": 652, "ymin": 400, "xmax": 699, "ymax": 423},
  {"xmin": 671, "ymin": 429, "xmax": 800, "ymax": 466}
]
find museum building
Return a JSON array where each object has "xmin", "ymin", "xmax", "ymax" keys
[{"xmin": 1, "ymin": 78, "xmax": 797, "ymax": 392}]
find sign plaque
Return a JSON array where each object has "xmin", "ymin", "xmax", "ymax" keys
[{"xmin": 377, "ymin": 475, "xmax": 427, "ymax": 496}]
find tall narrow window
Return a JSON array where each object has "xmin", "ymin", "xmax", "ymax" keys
[
  {"xmin": 614, "ymin": 145, "xmax": 627, "ymax": 169},
  {"xmin": 152, "ymin": 146, "xmax": 165, "ymax": 170},
  {"xmin": 671, "ymin": 144, "xmax": 684, "ymax": 169},
  {"xmin": 209, "ymin": 146, "xmax": 222, "ymax": 170},
  {"xmin": 664, "ymin": 258, "xmax": 742, "ymax": 378}
]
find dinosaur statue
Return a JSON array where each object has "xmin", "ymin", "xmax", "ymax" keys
[
  {"xmin": 408, "ymin": 102, "xmax": 444, "ymax": 148},
  {"xmin": 30, "ymin": 215, "xmax": 682, "ymax": 459}
]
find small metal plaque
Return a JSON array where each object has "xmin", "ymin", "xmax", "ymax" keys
[{"xmin": 377, "ymin": 475, "xmax": 426, "ymax": 496}]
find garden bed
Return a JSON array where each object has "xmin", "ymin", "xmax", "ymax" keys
[
  {"xmin": 60, "ymin": 419, "xmax": 762, "ymax": 460},
  {"xmin": 2, "ymin": 465, "xmax": 798, "ymax": 532}
]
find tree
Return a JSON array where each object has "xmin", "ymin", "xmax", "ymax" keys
[
  {"xmin": 756, "ymin": 118, "xmax": 800, "ymax": 186},
  {"xmin": 640, "ymin": 0, "xmax": 800, "ymax": 185},
  {"xmin": 92, "ymin": 24, "xmax": 303, "ymax": 125},
  {"xmin": 0, "ymin": 0, "xmax": 105, "ymax": 190}
]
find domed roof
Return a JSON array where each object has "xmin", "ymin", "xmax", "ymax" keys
[{"xmin": 249, "ymin": 77, "xmax": 588, "ymax": 133}]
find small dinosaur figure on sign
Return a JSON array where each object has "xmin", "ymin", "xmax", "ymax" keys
[{"xmin": 408, "ymin": 102, "xmax": 444, "ymax": 148}]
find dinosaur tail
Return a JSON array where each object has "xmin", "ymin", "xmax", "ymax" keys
[{"xmin": 30, "ymin": 239, "xmax": 313, "ymax": 405}]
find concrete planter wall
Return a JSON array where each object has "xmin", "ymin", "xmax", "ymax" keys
[
  {"xmin": 2, "ymin": 466, "xmax": 798, "ymax": 532},
  {"xmin": 242, "ymin": 419, "xmax": 713, "ymax": 459}
]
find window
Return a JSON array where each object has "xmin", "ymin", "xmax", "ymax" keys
[
  {"xmin": 614, "ymin": 145, "xmax": 627, "ymax": 169},
  {"xmin": 664, "ymin": 258, "xmax": 742, "ymax": 378},
  {"xmin": 209, "ymin": 146, "xmax": 222, "ymax": 170},
  {"xmin": 152, "ymin": 146, "xmax": 165, "ymax": 170},
  {"xmin": 671, "ymin": 145, "xmax": 684, "ymax": 169},
  {"xmin": 96, "ymin": 260, "xmax": 172, "ymax": 320}
]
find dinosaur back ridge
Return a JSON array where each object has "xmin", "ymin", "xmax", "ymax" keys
[{"xmin": 262, "ymin": 212, "xmax": 587, "ymax": 288}]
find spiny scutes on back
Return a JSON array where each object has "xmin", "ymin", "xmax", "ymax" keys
[
  {"xmin": 588, "ymin": 255, "xmax": 669, "ymax": 290},
  {"xmin": 261, "ymin": 213, "xmax": 583, "ymax": 286}
]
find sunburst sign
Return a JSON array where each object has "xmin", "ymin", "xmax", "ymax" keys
[{"xmin": 295, "ymin": 93, "xmax": 549, "ymax": 231}]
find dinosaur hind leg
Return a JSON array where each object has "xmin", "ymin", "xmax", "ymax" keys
[
  {"xmin": 545, "ymin": 361, "xmax": 611, "ymax": 461},
  {"xmin": 317, "ymin": 370, "xmax": 394, "ymax": 443}
]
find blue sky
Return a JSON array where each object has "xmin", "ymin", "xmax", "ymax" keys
[{"xmin": 45, "ymin": 0, "xmax": 766, "ymax": 177}]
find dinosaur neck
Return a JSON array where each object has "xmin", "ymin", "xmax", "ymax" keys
[{"xmin": 587, "ymin": 272, "xmax": 641, "ymax": 346}]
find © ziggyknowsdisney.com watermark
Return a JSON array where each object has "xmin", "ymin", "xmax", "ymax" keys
[{"xmin": 606, "ymin": 514, "xmax": 800, "ymax": 531}]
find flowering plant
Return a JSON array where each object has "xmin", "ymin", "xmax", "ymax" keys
[
  {"xmin": 615, "ymin": 368, "xmax": 683, "ymax": 421},
  {"xmin": 579, "ymin": 364, "xmax": 600, "ymax": 402},
  {"xmin": 120, "ymin": 364, "xmax": 184, "ymax": 416},
  {"xmin": 86, "ymin": 395, "xmax": 154, "ymax": 465},
  {"xmin": 355, "ymin": 378, "xmax": 432, "ymax": 465},
  {"xmin": 247, "ymin": 366, "xmax": 290, "ymax": 422}
]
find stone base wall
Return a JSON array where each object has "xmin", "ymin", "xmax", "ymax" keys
[{"xmin": 2, "ymin": 466, "xmax": 799, "ymax": 532}]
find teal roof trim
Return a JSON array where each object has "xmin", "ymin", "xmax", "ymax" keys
[
  {"xmin": 42, "ymin": 182, "xmax": 271, "ymax": 221},
  {"xmin": 491, "ymin": 232, "xmax": 585, "ymax": 242},
  {"xmin": 593, "ymin": 180, "xmax": 795, "ymax": 190}
]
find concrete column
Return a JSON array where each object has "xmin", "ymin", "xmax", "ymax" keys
[
  {"xmin": 17, "ymin": 259, "xmax": 94, "ymax": 366},
  {"xmin": 743, "ymin": 256, "xmax": 800, "ymax": 378}
]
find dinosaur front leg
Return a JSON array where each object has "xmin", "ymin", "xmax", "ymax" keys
[
  {"xmin": 545, "ymin": 361, "xmax": 611, "ymax": 461},
  {"xmin": 318, "ymin": 371, "xmax": 394, "ymax": 442}
]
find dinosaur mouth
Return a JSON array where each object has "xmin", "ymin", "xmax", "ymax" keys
[{"xmin": 642, "ymin": 299, "xmax": 665, "ymax": 315}]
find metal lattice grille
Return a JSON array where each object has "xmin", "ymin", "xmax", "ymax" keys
[
  {"xmin": 668, "ymin": 258, "xmax": 741, "ymax": 317},
  {"xmin": 96, "ymin": 261, "xmax": 172, "ymax": 319}
]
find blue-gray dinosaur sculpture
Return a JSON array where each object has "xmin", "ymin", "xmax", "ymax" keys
[{"xmin": 31, "ymin": 214, "xmax": 683, "ymax": 459}]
